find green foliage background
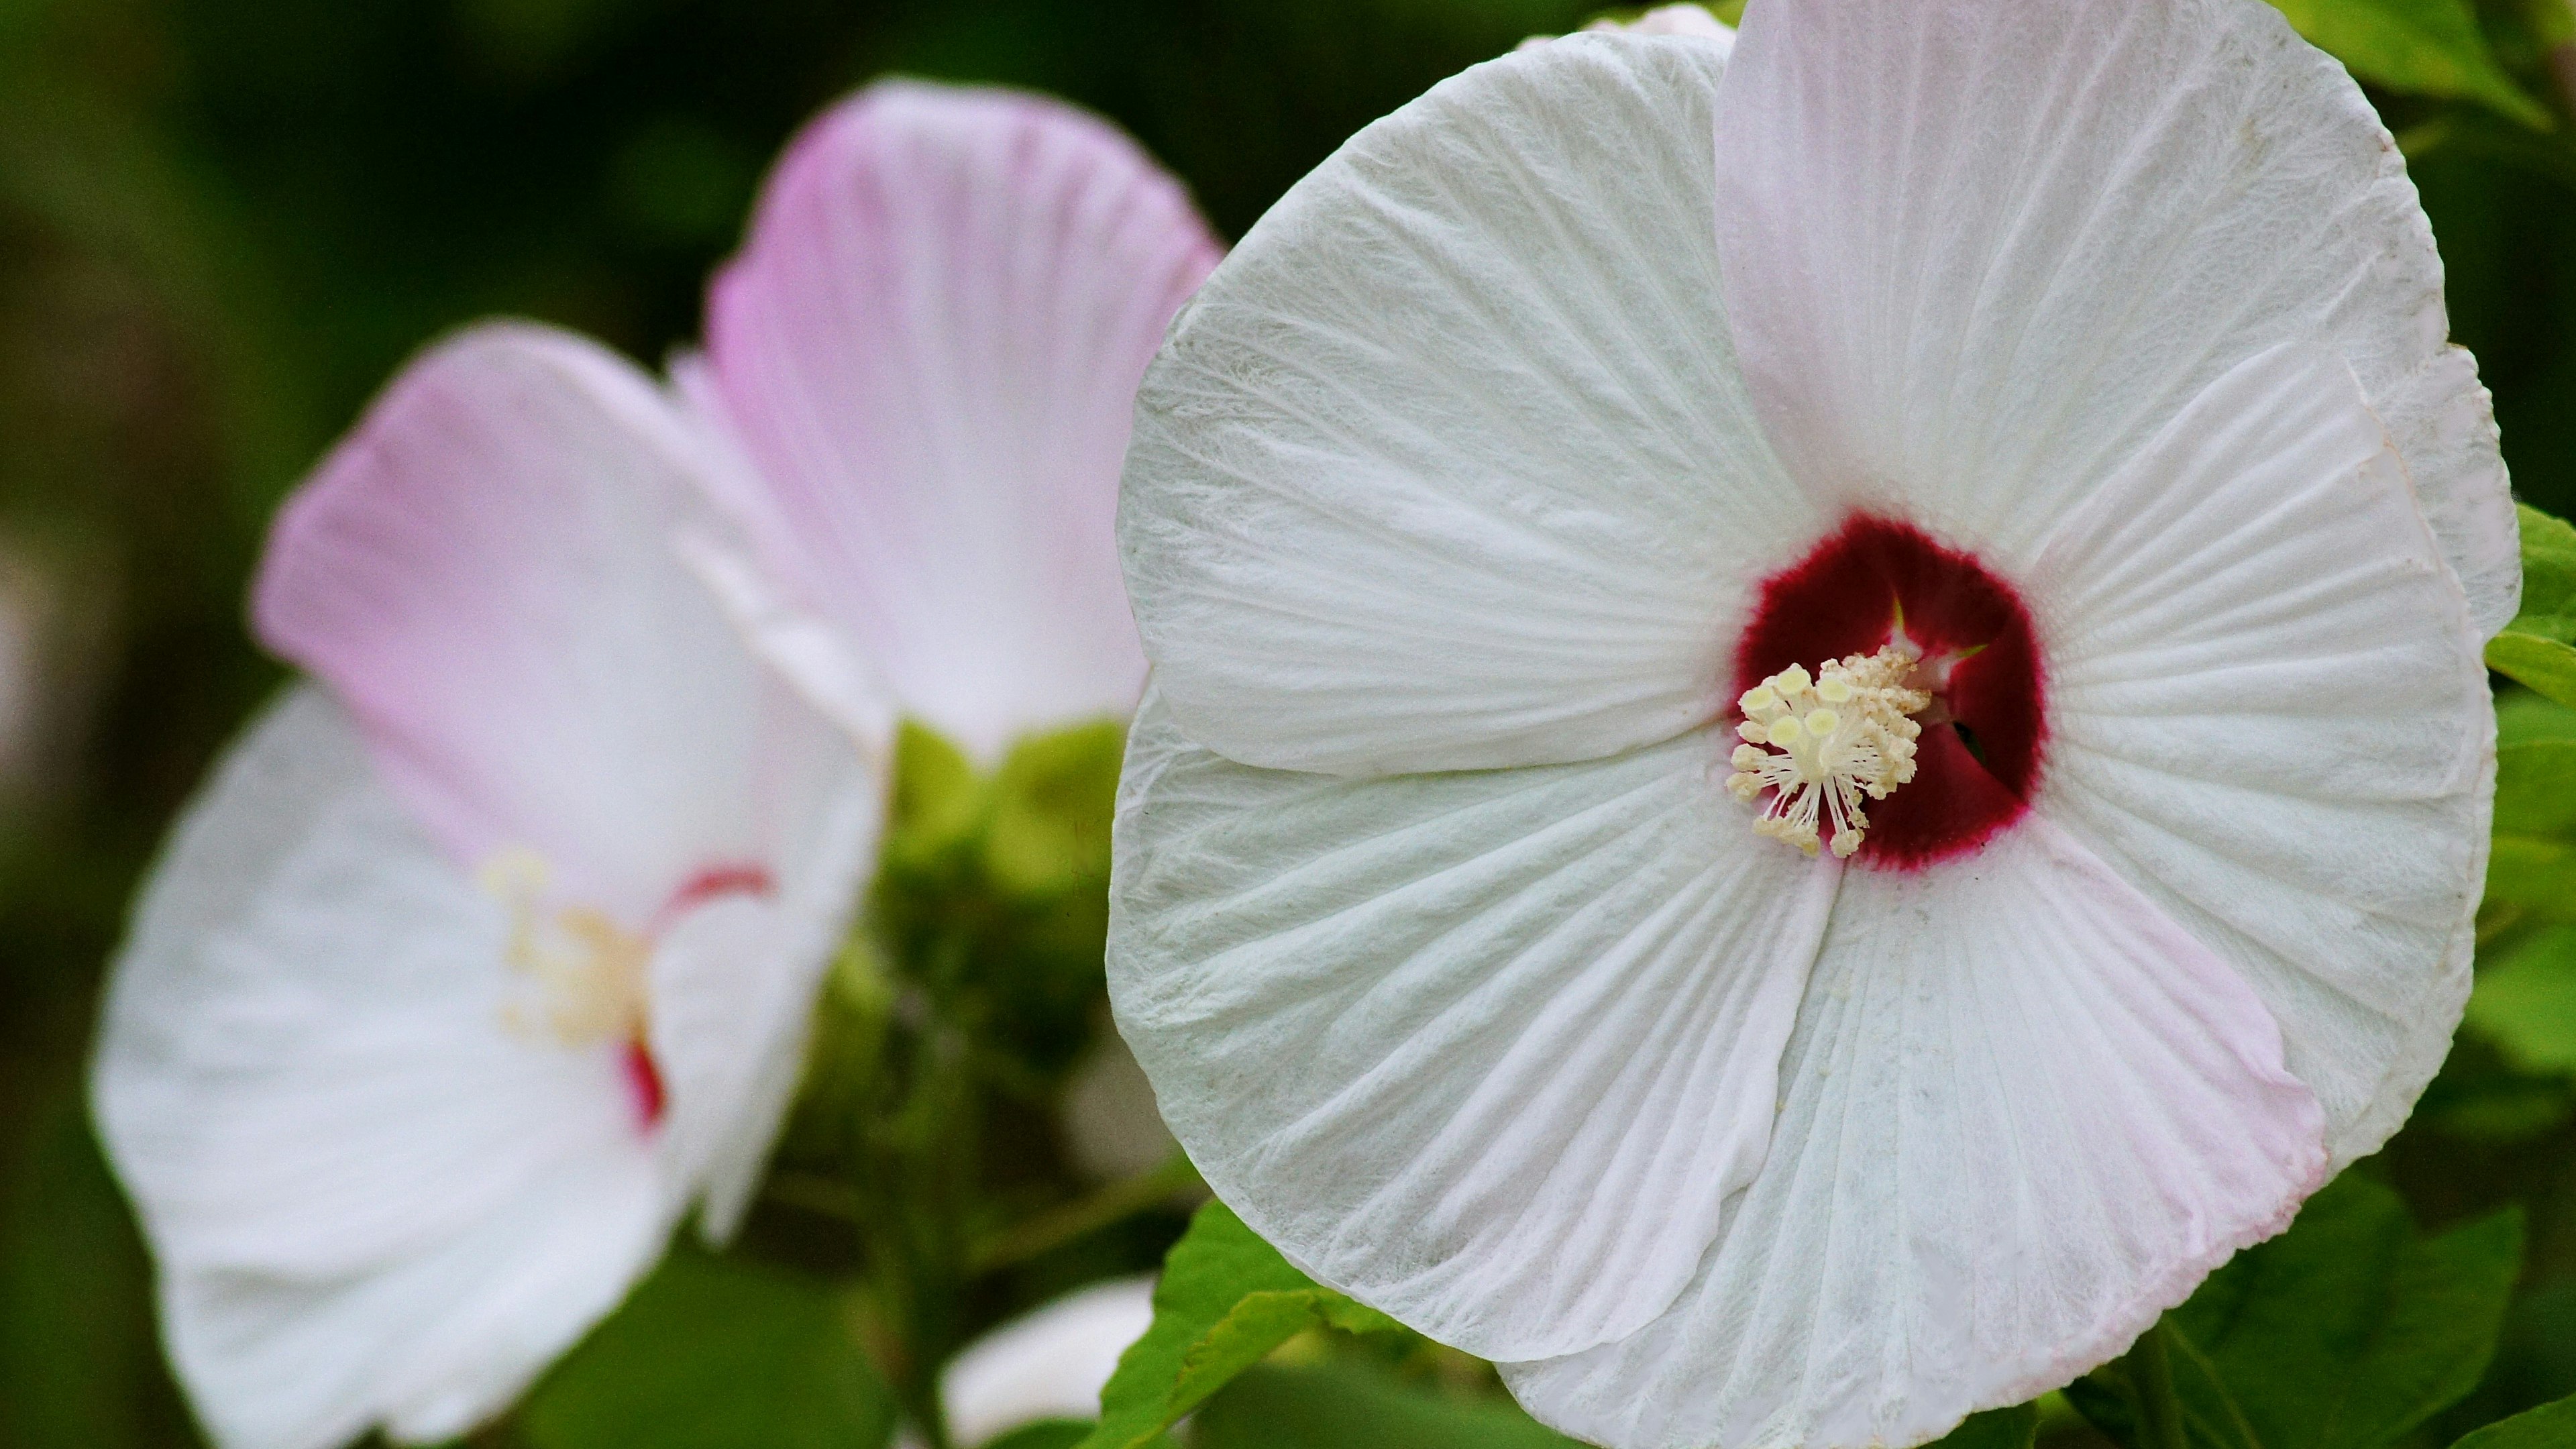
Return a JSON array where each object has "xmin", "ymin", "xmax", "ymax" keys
[{"xmin": 4, "ymin": 1, "xmax": 2576, "ymax": 1447}]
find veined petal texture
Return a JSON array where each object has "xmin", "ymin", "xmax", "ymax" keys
[
  {"xmin": 1111, "ymin": 696, "xmax": 1835, "ymax": 1361},
  {"xmin": 1713, "ymin": 0, "xmax": 2516, "ymax": 633},
  {"xmin": 2025, "ymin": 344, "xmax": 2492, "ymax": 1167},
  {"xmin": 702, "ymin": 80, "xmax": 1220, "ymax": 761},
  {"xmin": 1501, "ymin": 822, "xmax": 2326, "ymax": 1449},
  {"xmin": 93, "ymin": 690, "xmax": 668, "ymax": 1449},
  {"xmin": 1120, "ymin": 34, "xmax": 1821, "ymax": 777}
]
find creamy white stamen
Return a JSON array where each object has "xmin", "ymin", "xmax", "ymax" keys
[
  {"xmin": 480, "ymin": 848, "xmax": 651, "ymax": 1047},
  {"xmin": 1725, "ymin": 645, "xmax": 1929, "ymax": 858}
]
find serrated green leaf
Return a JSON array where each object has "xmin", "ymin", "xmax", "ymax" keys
[
  {"xmin": 2451, "ymin": 1393, "xmax": 2576, "ymax": 1449},
  {"xmin": 519, "ymin": 1245, "xmax": 895, "ymax": 1449},
  {"xmin": 2269, "ymin": 0, "xmax": 2553, "ymax": 127},
  {"xmin": 2468, "ymin": 925, "xmax": 2576, "ymax": 1073},
  {"xmin": 2070, "ymin": 1174, "xmax": 2523, "ymax": 1449},
  {"xmin": 1193, "ymin": 1360, "xmax": 1580, "ymax": 1448},
  {"xmin": 2506, "ymin": 504, "xmax": 2576, "ymax": 641},
  {"xmin": 2488, "ymin": 634, "xmax": 2576, "ymax": 711},
  {"xmin": 2495, "ymin": 742, "xmax": 2576, "ymax": 837},
  {"xmin": 1078, "ymin": 1202, "xmax": 1407, "ymax": 1449}
]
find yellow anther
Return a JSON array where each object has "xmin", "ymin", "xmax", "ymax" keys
[
  {"xmin": 483, "ymin": 849, "xmax": 653, "ymax": 1051},
  {"xmin": 1721, "ymin": 645, "xmax": 1931, "ymax": 860}
]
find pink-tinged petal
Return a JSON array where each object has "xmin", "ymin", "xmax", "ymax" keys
[
  {"xmin": 1122, "ymin": 36, "xmax": 1822, "ymax": 777},
  {"xmin": 702, "ymin": 80, "xmax": 1219, "ymax": 761},
  {"xmin": 252, "ymin": 321, "xmax": 871, "ymax": 927},
  {"xmin": 1501, "ymin": 821, "xmax": 2328, "ymax": 1449},
  {"xmin": 2023, "ymin": 344, "xmax": 2491, "ymax": 1167},
  {"xmin": 93, "ymin": 689, "xmax": 667, "ymax": 1449},
  {"xmin": 1112, "ymin": 694, "xmax": 1834, "ymax": 1361},
  {"xmin": 1713, "ymin": 0, "xmax": 2517, "ymax": 633}
]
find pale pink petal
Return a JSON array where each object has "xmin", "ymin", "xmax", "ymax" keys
[
  {"xmin": 1713, "ymin": 0, "xmax": 2517, "ymax": 633},
  {"xmin": 1501, "ymin": 821, "xmax": 2328, "ymax": 1449},
  {"xmin": 2023, "ymin": 345, "xmax": 2491, "ymax": 1167},
  {"xmin": 702, "ymin": 80, "xmax": 1220, "ymax": 761},
  {"xmin": 1112, "ymin": 694, "xmax": 1833, "ymax": 1361},
  {"xmin": 93, "ymin": 689, "xmax": 667, "ymax": 1449},
  {"xmin": 252, "ymin": 321, "xmax": 872, "ymax": 926}
]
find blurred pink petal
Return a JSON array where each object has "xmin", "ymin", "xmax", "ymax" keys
[{"xmin": 702, "ymin": 80, "xmax": 1220, "ymax": 759}]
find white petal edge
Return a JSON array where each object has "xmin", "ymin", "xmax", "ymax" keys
[
  {"xmin": 91, "ymin": 688, "xmax": 669, "ymax": 1449},
  {"xmin": 1110, "ymin": 691, "xmax": 1835, "ymax": 1361},
  {"xmin": 1120, "ymin": 34, "xmax": 1824, "ymax": 777},
  {"xmin": 2021, "ymin": 343, "xmax": 2492, "ymax": 1167},
  {"xmin": 1501, "ymin": 820, "xmax": 2328, "ymax": 1449},
  {"xmin": 1713, "ymin": 0, "xmax": 2516, "ymax": 634}
]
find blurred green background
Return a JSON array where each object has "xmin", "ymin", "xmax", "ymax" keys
[{"xmin": 7, "ymin": 1, "xmax": 2576, "ymax": 1446}]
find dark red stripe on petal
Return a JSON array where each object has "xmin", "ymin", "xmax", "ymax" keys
[
  {"xmin": 653, "ymin": 862, "xmax": 776, "ymax": 934},
  {"xmin": 623, "ymin": 1038, "xmax": 669, "ymax": 1131},
  {"xmin": 1733, "ymin": 515, "xmax": 2045, "ymax": 869}
]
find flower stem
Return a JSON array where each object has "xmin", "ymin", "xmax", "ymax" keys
[
  {"xmin": 968, "ymin": 1151, "xmax": 1204, "ymax": 1273},
  {"xmin": 2121, "ymin": 1319, "xmax": 2190, "ymax": 1449}
]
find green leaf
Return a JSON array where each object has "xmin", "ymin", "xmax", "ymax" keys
[
  {"xmin": 2468, "ymin": 924, "xmax": 2576, "ymax": 1073},
  {"xmin": 2267, "ymin": 0, "xmax": 2553, "ymax": 127},
  {"xmin": 1079, "ymin": 1202, "xmax": 1407, "ymax": 1449},
  {"xmin": 2451, "ymin": 1393, "xmax": 2576, "ymax": 1449},
  {"xmin": 2487, "ymin": 634, "xmax": 2576, "ymax": 711},
  {"xmin": 985, "ymin": 718, "xmax": 1125, "ymax": 898},
  {"xmin": 987, "ymin": 1422, "xmax": 1102, "ymax": 1449},
  {"xmin": 1923, "ymin": 1403, "xmax": 2041, "ymax": 1449},
  {"xmin": 2482, "ymin": 835, "xmax": 2576, "ymax": 918},
  {"xmin": 1193, "ymin": 1360, "xmax": 1581, "ymax": 1449},
  {"xmin": 2506, "ymin": 504, "xmax": 2576, "ymax": 642},
  {"xmin": 2069, "ymin": 1173, "xmax": 2523, "ymax": 1449},
  {"xmin": 884, "ymin": 720, "xmax": 983, "ymax": 871},
  {"xmin": 519, "ymin": 1245, "xmax": 896, "ymax": 1449},
  {"xmin": 2494, "ymin": 742, "xmax": 2576, "ymax": 838}
]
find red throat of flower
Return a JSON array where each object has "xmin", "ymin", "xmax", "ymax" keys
[{"xmin": 1731, "ymin": 515, "xmax": 2046, "ymax": 869}]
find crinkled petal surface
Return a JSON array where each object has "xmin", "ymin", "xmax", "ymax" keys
[
  {"xmin": 1500, "ymin": 820, "xmax": 2327, "ymax": 1449},
  {"xmin": 1714, "ymin": 0, "xmax": 2516, "ymax": 633},
  {"xmin": 700, "ymin": 80, "xmax": 1219, "ymax": 761},
  {"xmin": 2022, "ymin": 344, "xmax": 2491, "ymax": 1167},
  {"xmin": 92, "ymin": 689, "xmax": 667, "ymax": 1449},
  {"xmin": 1120, "ymin": 34, "xmax": 1821, "ymax": 777},
  {"xmin": 1110, "ymin": 694, "xmax": 1835, "ymax": 1360}
]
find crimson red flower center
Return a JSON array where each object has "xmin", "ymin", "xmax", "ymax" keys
[{"xmin": 1731, "ymin": 515, "xmax": 2045, "ymax": 869}]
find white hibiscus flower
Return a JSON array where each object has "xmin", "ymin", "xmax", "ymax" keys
[
  {"xmin": 90, "ymin": 80, "xmax": 1217, "ymax": 1449},
  {"xmin": 89, "ymin": 323, "xmax": 882, "ymax": 1449},
  {"xmin": 1107, "ymin": 4, "xmax": 2511, "ymax": 1448}
]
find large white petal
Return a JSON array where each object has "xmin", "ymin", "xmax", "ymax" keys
[
  {"xmin": 91, "ymin": 688, "xmax": 667, "ymax": 1449},
  {"xmin": 2023, "ymin": 345, "xmax": 2491, "ymax": 1167},
  {"xmin": 1714, "ymin": 0, "xmax": 2516, "ymax": 632},
  {"xmin": 1109, "ymin": 694, "xmax": 1835, "ymax": 1361},
  {"xmin": 1501, "ymin": 822, "xmax": 2328, "ymax": 1449},
  {"xmin": 252, "ymin": 321, "xmax": 869, "ymax": 926},
  {"xmin": 699, "ymin": 80, "xmax": 1220, "ymax": 761},
  {"xmin": 1120, "ymin": 34, "xmax": 1821, "ymax": 777}
]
